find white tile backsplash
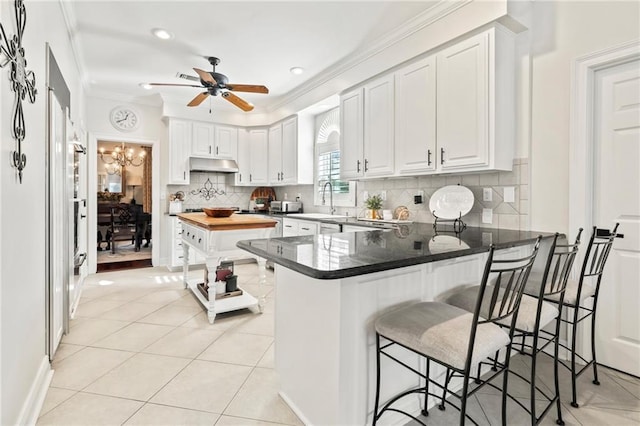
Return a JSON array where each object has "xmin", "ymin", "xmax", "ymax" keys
[{"xmin": 171, "ymin": 159, "xmax": 530, "ymax": 230}]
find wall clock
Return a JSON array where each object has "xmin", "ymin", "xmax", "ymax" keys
[{"xmin": 110, "ymin": 106, "xmax": 139, "ymax": 132}]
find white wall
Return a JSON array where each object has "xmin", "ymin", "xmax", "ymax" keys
[
  {"xmin": 530, "ymin": 0, "xmax": 640, "ymax": 233},
  {"xmin": 0, "ymin": 1, "xmax": 85, "ymax": 423}
]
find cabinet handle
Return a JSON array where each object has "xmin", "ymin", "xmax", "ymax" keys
[
  {"xmin": 239, "ymin": 173, "xmax": 242, "ymax": 182},
  {"xmin": 198, "ymin": 238, "xmax": 202, "ymax": 243},
  {"xmin": 357, "ymin": 160, "xmax": 361, "ymax": 173},
  {"xmin": 285, "ymin": 225, "xmax": 292, "ymax": 228},
  {"xmin": 209, "ymin": 146, "xmax": 211, "ymax": 154},
  {"xmin": 192, "ymin": 235, "xmax": 195, "ymax": 240},
  {"xmin": 186, "ymin": 231, "xmax": 190, "ymax": 237},
  {"xmin": 440, "ymin": 148, "xmax": 445, "ymax": 165},
  {"xmin": 364, "ymin": 159, "xmax": 369, "ymax": 172},
  {"xmin": 183, "ymin": 171, "xmax": 186, "ymax": 180},
  {"xmin": 216, "ymin": 146, "xmax": 219, "ymax": 155},
  {"xmin": 250, "ymin": 174, "xmax": 252, "ymax": 182},
  {"xmin": 301, "ymin": 227, "xmax": 310, "ymax": 230},
  {"xmin": 427, "ymin": 149, "xmax": 432, "ymax": 166}
]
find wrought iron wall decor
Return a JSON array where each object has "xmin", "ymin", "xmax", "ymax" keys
[
  {"xmin": 190, "ymin": 177, "xmax": 226, "ymax": 201},
  {"xmin": 0, "ymin": 0, "xmax": 38, "ymax": 183}
]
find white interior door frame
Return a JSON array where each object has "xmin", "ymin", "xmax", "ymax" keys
[
  {"xmin": 569, "ymin": 39, "xmax": 640, "ymax": 234},
  {"xmin": 569, "ymin": 39, "xmax": 640, "ymax": 359},
  {"xmin": 87, "ymin": 133, "xmax": 160, "ymax": 274}
]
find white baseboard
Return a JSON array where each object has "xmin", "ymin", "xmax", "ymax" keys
[
  {"xmin": 15, "ymin": 356, "xmax": 52, "ymax": 426},
  {"xmin": 278, "ymin": 391, "xmax": 313, "ymax": 426}
]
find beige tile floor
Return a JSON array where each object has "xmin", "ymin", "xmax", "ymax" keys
[{"xmin": 38, "ymin": 265, "xmax": 639, "ymax": 425}]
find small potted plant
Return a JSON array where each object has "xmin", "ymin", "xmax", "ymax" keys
[{"xmin": 364, "ymin": 194, "xmax": 383, "ymax": 219}]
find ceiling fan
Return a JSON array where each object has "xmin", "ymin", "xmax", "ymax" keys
[{"xmin": 149, "ymin": 57, "xmax": 269, "ymax": 112}]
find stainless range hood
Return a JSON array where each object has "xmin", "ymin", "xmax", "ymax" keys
[{"xmin": 189, "ymin": 157, "xmax": 239, "ymax": 173}]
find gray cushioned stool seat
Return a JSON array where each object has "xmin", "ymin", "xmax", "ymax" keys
[
  {"xmin": 525, "ymin": 272, "xmax": 595, "ymax": 305},
  {"xmin": 443, "ymin": 286, "xmax": 558, "ymax": 333},
  {"xmin": 375, "ymin": 302, "xmax": 510, "ymax": 371}
]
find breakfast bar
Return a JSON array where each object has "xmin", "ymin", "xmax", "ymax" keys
[
  {"xmin": 178, "ymin": 212, "xmax": 277, "ymax": 324},
  {"xmin": 238, "ymin": 225, "xmax": 554, "ymax": 425}
]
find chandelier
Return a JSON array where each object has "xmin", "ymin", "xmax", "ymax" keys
[{"xmin": 99, "ymin": 142, "xmax": 146, "ymax": 171}]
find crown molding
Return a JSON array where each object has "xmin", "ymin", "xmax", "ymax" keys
[
  {"xmin": 266, "ymin": 0, "xmax": 471, "ymax": 112},
  {"xmin": 86, "ymin": 88, "xmax": 164, "ymax": 107},
  {"xmin": 58, "ymin": 0, "xmax": 89, "ymax": 92}
]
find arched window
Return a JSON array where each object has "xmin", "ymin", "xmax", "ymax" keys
[{"xmin": 314, "ymin": 107, "xmax": 356, "ymax": 207}]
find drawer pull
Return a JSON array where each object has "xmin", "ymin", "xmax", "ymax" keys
[{"xmin": 198, "ymin": 238, "xmax": 202, "ymax": 243}]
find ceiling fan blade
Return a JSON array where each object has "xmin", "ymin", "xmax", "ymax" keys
[
  {"xmin": 176, "ymin": 72, "xmax": 200, "ymax": 82},
  {"xmin": 148, "ymin": 83, "xmax": 202, "ymax": 88},
  {"xmin": 226, "ymin": 84, "xmax": 269, "ymax": 94},
  {"xmin": 193, "ymin": 68, "xmax": 217, "ymax": 85},
  {"xmin": 187, "ymin": 92, "xmax": 210, "ymax": 107},
  {"xmin": 222, "ymin": 92, "xmax": 254, "ymax": 112}
]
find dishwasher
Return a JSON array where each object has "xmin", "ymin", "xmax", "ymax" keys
[{"xmin": 319, "ymin": 223, "xmax": 341, "ymax": 234}]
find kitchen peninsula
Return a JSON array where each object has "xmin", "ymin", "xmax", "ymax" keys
[
  {"xmin": 178, "ymin": 212, "xmax": 276, "ymax": 324},
  {"xmin": 238, "ymin": 225, "xmax": 553, "ymax": 425}
]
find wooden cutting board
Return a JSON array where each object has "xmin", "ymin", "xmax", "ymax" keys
[
  {"xmin": 250, "ymin": 187, "xmax": 276, "ymax": 201},
  {"xmin": 177, "ymin": 212, "xmax": 277, "ymax": 231}
]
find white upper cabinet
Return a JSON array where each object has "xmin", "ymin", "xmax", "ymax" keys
[
  {"xmin": 168, "ymin": 118, "xmax": 191, "ymax": 185},
  {"xmin": 340, "ymin": 74, "xmax": 395, "ymax": 180},
  {"xmin": 436, "ymin": 26, "xmax": 514, "ymax": 172},
  {"xmin": 214, "ymin": 125, "xmax": 237, "ymax": 159},
  {"xmin": 395, "ymin": 55, "xmax": 437, "ymax": 174},
  {"xmin": 191, "ymin": 121, "xmax": 237, "ymax": 159},
  {"xmin": 191, "ymin": 121, "xmax": 215, "ymax": 157},
  {"xmin": 268, "ymin": 123, "xmax": 283, "ymax": 184},
  {"xmin": 340, "ymin": 88, "xmax": 364, "ymax": 179},
  {"xmin": 248, "ymin": 128, "xmax": 269, "ymax": 185},
  {"xmin": 230, "ymin": 129, "xmax": 251, "ymax": 186},
  {"xmin": 267, "ymin": 116, "xmax": 313, "ymax": 186},
  {"xmin": 364, "ymin": 74, "xmax": 395, "ymax": 177}
]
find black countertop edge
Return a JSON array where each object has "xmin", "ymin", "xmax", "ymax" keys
[{"xmin": 237, "ymin": 232, "xmax": 553, "ymax": 280}]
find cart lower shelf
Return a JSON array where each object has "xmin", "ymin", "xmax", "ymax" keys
[{"xmin": 186, "ymin": 278, "xmax": 259, "ymax": 321}]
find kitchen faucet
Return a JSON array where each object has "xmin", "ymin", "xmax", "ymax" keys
[{"xmin": 322, "ymin": 181, "xmax": 336, "ymax": 215}]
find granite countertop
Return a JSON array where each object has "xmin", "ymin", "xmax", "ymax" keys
[{"xmin": 237, "ymin": 224, "xmax": 554, "ymax": 279}]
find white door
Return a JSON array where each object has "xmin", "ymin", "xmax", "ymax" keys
[
  {"xmin": 594, "ymin": 59, "xmax": 640, "ymax": 376},
  {"xmin": 235, "ymin": 129, "xmax": 250, "ymax": 186},
  {"xmin": 249, "ymin": 129, "xmax": 269, "ymax": 184}
]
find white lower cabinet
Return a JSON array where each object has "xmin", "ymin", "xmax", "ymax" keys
[
  {"xmin": 283, "ymin": 218, "xmax": 319, "ymax": 237},
  {"xmin": 167, "ymin": 216, "xmax": 204, "ymax": 271}
]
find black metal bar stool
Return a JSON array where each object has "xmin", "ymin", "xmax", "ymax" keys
[
  {"xmin": 373, "ymin": 238, "xmax": 541, "ymax": 426},
  {"xmin": 524, "ymin": 224, "xmax": 621, "ymax": 408},
  {"xmin": 444, "ymin": 232, "xmax": 582, "ymax": 425}
]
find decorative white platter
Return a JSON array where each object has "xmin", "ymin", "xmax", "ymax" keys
[{"xmin": 429, "ymin": 185, "xmax": 474, "ymax": 220}]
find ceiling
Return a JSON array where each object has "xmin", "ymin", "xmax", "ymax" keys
[{"xmin": 68, "ymin": 1, "xmax": 439, "ymax": 113}]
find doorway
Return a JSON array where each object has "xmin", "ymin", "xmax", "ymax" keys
[
  {"xmin": 96, "ymin": 140, "xmax": 153, "ymax": 272},
  {"xmin": 570, "ymin": 40, "xmax": 640, "ymax": 377}
]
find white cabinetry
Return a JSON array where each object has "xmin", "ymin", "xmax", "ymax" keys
[
  {"xmin": 168, "ymin": 118, "xmax": 191, "ymax": 184},
  {"xmin": 282, "ymin": 218, "xmax": 319, "ymax": 237},
  {"xmin": 231, "ymin": 129, "xmax": 267, "ymax": 186},
  {"xmin": 268, "ymin": 116, "xmax": 313, "ymax": 186},
  {"xmin": 436, "ymin": 26, "xmax": 514, "ymax": 172},
  {"xmin": 268, "ymin": 123, "xmax": 283, "ymax": 184},
  {"xmin": 191, "ymin": 121, "xmax": 237, "ymax": 159},
  {"xmin": 395, "ymin": 56, "xmax": 437, "ymax": 174},
  {"xmin": 340, "ymin": 74, "xmax": 395, "ymax": 179},
  {"xmin": 167, "ymin": 216, "xmax": 204, "ymax": 271}
]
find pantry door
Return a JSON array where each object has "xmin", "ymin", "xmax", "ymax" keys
[{"xmin": 593, "ymin": 58, "xmax": 640, "ymax": 376}]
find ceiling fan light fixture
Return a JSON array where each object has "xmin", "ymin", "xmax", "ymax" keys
[
  {"xmin": 290, "ymin": 67, "xmax": 304, "ymax": 75},
  {"xmin": 151, "ymin": 28, "xmax": 173, "ymax": 40}
]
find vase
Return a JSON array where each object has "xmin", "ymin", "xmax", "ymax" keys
[{"xmin": 367, "ymin": 209, "xmax": 381, "ymax": 220}]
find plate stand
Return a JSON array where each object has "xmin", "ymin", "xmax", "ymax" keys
[{"xmin": 432, "ymin": 211, "xmax": 467, "ymax": 234}]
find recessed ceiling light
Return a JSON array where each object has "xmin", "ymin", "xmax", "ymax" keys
[
  {"xmin": 290, "ymin": 67, "xmax": 304, "ymax": 75},
  {"xmin": 151, "ymin": 28, "xmax": 173, "ymax": 40},
  {"xmin": 139, "ymin": 83, "xmax": 153, "ymax": 90}
]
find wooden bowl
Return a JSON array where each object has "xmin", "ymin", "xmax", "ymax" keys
[{"xmin": 203, "ymin": 207, "xmax": 236, "ymax": 218}]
